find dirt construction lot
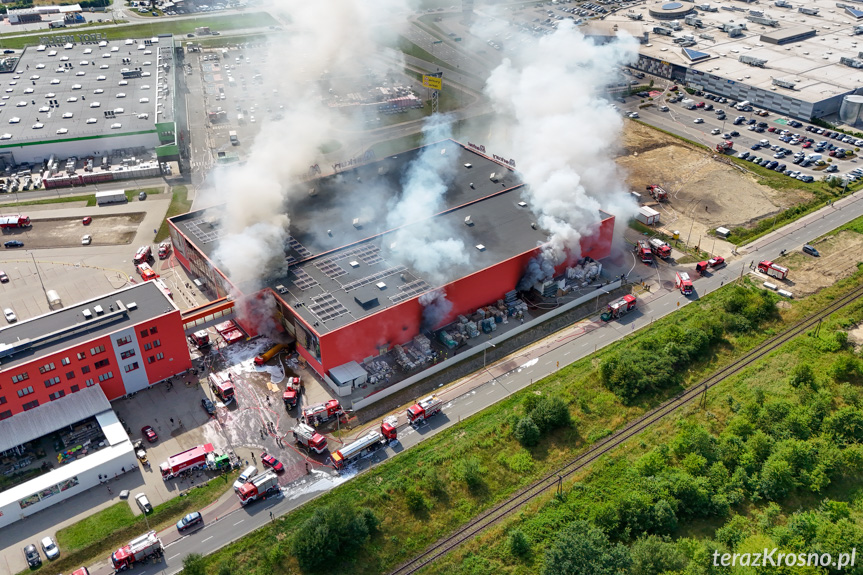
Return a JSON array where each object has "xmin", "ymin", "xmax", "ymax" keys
[
  {"xmin": 617, "ymin": 122, "xmax": 813, "ymax": 250},
  {"xmin": 2, "ymin": 213, "xmax": 145, "ymax": 249},
  {"xmin": 765, "ymin": 230, "xmax": 863, "ymax": 296}
]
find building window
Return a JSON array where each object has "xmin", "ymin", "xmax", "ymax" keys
[
  {"xmin": 77, "ymin": 351, "xmax": 87, "ymax": 360},
  {"xmin": 66, "ymin": 371, "xmax": 75, "ymax": 380},
  {"xmin": 90, "ymin": 345, "xmax": 106, "ymax": 356},
  {"xmin": 153, "ymin": 339, "xmax": 161, "ymax": 348},
  {"xmin": 0, "ymin": 396, "xmax": 5, "ymax": 405},
  {"xmin": 17, "ymin": 386, "xmax": 34, "ymax": 398},
  {"xmin": 0, "ymin": 410, "xmax": 11, "ymax": 420},
  {"xmin": 22, "ymin": 400, "xmax": 39, "ymax": 411},
  {"xmin": 121, "ymin": 349, "xmax": 136, "ymax": 360},
  {"xmin": 98, "ymin": 372, "xmax": 114, "ymax": 382},
  {"xmin": 147, "ymin": 355, "xmax": 155, "ymax": 364},
  {"xmin": 149, "ymin": 326, "xmax": 158, "ymax": 335},
  {"xmin": 144, "ymin": 343, "xmax": 152, "ymax": 351},
  {"xmin": 124, "ymin": 362, "xmax": 139, "ymax": 373},
  {"xmin": 61, "ymin": 357, "xmax": 70, "ymax": 366},
  {"xmin": 11, "ymin": 372, "xmax": 29, "ymax": 384},
  {"xmin": 140, "ymin": 329, "xmax": 148, "ymax": 338},
  {"xmin": 85, "ymin": 379, "xmax": 94, "ymax": 387},
  {"xmin": 49, "ymin": 390, "xmax": 65, "ymax": 400},
  {"xmin": 156, "ymin": 352, "xmax": 164, "ymax": 360},
  {"xmin": 116, "ymin": 335, "xmax": 132, "ymax": 346},
  {"xmin": 70, "ymin": 385, "xmax": 80, "ymax": 393},
  {"xmin": 81, "ymin": 365, "xmax": 91, "ymax": 374},
  {"xmin": 38, "ymin": 362, "xmax": 56, "ymax": 374},
  {"xmin": 44, "ymin": 377, "xmax": 61, "ymax": 388},
  {"xmin": 94, "ymin": 359, "xmax": 110, "ymax": 369}
]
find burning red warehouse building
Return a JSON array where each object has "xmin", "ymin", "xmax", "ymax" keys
[{"xmin": 168, "ymin": 140, "xmax": 614, "ymax": 383}]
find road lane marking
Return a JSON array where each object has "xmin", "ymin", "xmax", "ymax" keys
[
  {"xmin": 202, "ymin": 536, "xmax": 213, "ymax": 543},
  {"xmin": 168, "ymin": 554, "xmax": 180, "ymax": 560},
  {"xmin": 234, "ymin": 519, "xmax": 244, "ymax": 526}
]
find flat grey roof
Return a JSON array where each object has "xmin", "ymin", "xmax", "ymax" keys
[
  {"xmin": 0, "ymin": 281, "xmax": 175, "ymax": 370},
  {"xmin": 608, "ymin": 0, "xmax": 863, "ymax": 104},
  {"xmin": 759, "ymin": 26, "xmax": 817, "ymax": 43},
  {"xmin": 0, "ymin": 37, "xmax": 166, "ymax": 146},
  {"xmin": 0, "ymin": 384, "xmax": 109, "ymax": 453}
]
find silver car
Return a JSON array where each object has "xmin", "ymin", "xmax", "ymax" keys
[{"xmin": 41, "ymin": 536, "xmax": 60, "ymax": 560}]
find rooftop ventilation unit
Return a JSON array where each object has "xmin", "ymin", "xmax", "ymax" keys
[
  {"xmin": 94, "ymin": 305, "xmax": 104, "ymax": 315},
  {"xmin": 126, "ymin": 302, "xmax": 137, "ymax": 310},
  {"xmin": 475, "ymin": 244, "xmax": 486, "ymax": 251},
  {"xmin": 840, "ymin": 56, "xmax": 863, "ymax": 68},
  {"xmin": 798, "ymin": 6, "xmax": 818, "ymax": 14},
  {"xmin": 489, "ymin": 172, "xmax": 499, "ymax": 182},
  {"xmin": 82, "ymin": 309, "xmax": 92, "ymax": 319},
  {"xmin": 740, "ymin": 54, "xmax": 768, "ymax": 66},
  {"xmin": 518, "ymin": 201, "xmax": 528, "ymax": 207},
  {"xmin": 376, "ymin": 282, "xmax": 387, "ymax": 290},
  {"xmin": 748, "ymin": 14, "xmax": 779, "ymax": 25},
  {"xmin": 464, "ymin": 216, "xmax": 473, "ymax": 226},
  {"xmin": 772, "ymin": 78, "xmax": 797, "ymax": 88},
  {"xmin": 349, "ymin": 261, "xmax": 360, "ymax": 268},
  {"xmin": 352, "ymin": 218, "xmax": 361, "ymax": 229},
  {"xmin": 463, "ymin": 163, "xmax": 472, "ymax": 168}
]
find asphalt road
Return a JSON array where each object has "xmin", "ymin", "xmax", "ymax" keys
[{"xmin": 78, "ymin": 184, "xmax": 863, "ymax": 575}]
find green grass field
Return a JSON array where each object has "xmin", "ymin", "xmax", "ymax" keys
[{"xmin": 155, "ymin": 185, "xmax": 191, "ymax": 242}]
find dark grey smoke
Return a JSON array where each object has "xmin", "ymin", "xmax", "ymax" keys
[
  {"xmin": 234, "ymin": 291, "xmax": 279, "ymax": 339},
  {"xmin": 419, "ymin": 289, "xmax": 453, "ymax": 331},
  {"xmin": 517, "ymin": 251, "xmax": 556, "ymax": 291}
]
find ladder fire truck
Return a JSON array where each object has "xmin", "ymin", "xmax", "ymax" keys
[
  {"xmin": 648, "ymin": 237, "xmax": 672, "ymax": 259},
  {"xmin": 236, "ymin": 470, "xmax": 280, "ymax": 505},
  {"xmin": 111, "ymin": 531, "xmax": 163, "ymax": 571},
  {"xmin": 758, "ymin": 260, "xmax": 788, "ymax": 280},
  {"xmin": 292, "ymin": 423, "xmax": 327, "ymax": 454},
  {"xmin": 302, "ymin": 399, "xmax": 343, "ymax": 426}
]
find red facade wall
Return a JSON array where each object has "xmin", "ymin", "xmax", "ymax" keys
[
  {"xmin": 139, "ymin": 311, "xmax": 193, "ymax": 387},
  {"xmin": 316, "ymin": 215, "xmax": 615, "ymax": 374},
  {"xmin": 0, "ymin": 312, "xmax": 192, "ymax": 420}
]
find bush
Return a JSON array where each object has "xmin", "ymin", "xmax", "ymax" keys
[
  {"xmin": 789, "ymin": 363, "xmax": 816, "ymax": 389},
  {"xmin": 291, "ymin": 505, "xmax": 379, "ymax": 570},
  {"xmin": 420, "ymin": 466, "xmax": 446, "ymax": 495},
  {"xmin": 528, "ymin": 396, "xmax": 571, "ymax": 432},
  {"xmin": 182, "ymin": 553, "xmax": 207, "ymax": 575},
  {"xmin": 453, "ymin": 457, "xmax": 485, "ymax": 490},
  {"xmin": 830, "ymin": 355, "xmax": 861, "ymax": 382},
  {"xmin": 509, "ymin": 529, "xmax": 531, "ymax": 558},
  {"xmin": 405, "ymin": 488, "xmax": 431, "ymax": 514},
  {"xmin": 514, "ymin": 416, "xmax": 541, "ymax": 447}
]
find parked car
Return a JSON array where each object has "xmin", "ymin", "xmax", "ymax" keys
[
  {"xmin": 138, "ymin": 191, "xmax": 147, "ymax": 201},
  {"xmin": 141, "ymin": 425, "xmax": 158, "ymax": 443},
  {"xmin": 81, "ymin": 234, "xmax": 92, "ymax": 245},
  {"xmin": 4, "ymin": 240, "xmax": 23, "ymax": 248},
  {"xmin": 260, "ymin": 452, "xmax": 284, "ymax": 473},
  {"xmin": 82, "ymin": 216, "xmax": 92, "ymax": 225},
  {"xmin": 201, "ymin": 397, "xmax": 216, "ymax": 416},
  {"xmin": 23, "ymin": 544, "xmax": 41, "ymax": 568},
  {"xmin": 41, "ymin": 536, "xmax": 60, "ymax": 560},
  {"xmin": 4, "ymin": 308, "xmax": 17, "ymax": 323},
  {"xmin": 0, "ymin": 270, "xmax": 7, "ymax": 283},
  {"xmin": 135, "ymin": 493, "xmax": 153, "ymax": 514},
  {"xmin": 177, "ymin": 511, "xmax": 204, "ymax": 532},
  {"xmin": 802, "ymin": 244, "xmax": 820, "ymax": 257}
]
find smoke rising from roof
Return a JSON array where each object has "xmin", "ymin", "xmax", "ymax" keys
[
  {"xmin": 385, "ymin": 116, "xmax": 470, "ymax": 284},
  {"xmin": 419, "ymin": 289, "xmax": 454, "ymax": 331},
  {"xmin": 483, "ymin": 21, "xmax": 640, "ymax": 282},
  {"xmin": 208, "ymin": 0, "xmax": 409, "ymax": 289}
]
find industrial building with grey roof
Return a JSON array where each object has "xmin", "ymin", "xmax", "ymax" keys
[
  {"xmin": 603, "ymin": 0, "xmax": 863, "ymax": 120},
  {"xmin": 0, "ymin": 33, "xmax": 179, "ymax": 165}
]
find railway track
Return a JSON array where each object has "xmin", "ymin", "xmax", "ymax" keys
[{"xmin": 388, "ymin": 281, "xmax": 863, "ymax": 575}]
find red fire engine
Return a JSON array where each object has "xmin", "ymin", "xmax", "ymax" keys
[
  {"xmin": 159, "ymin": 443, "xmax": 214, "ymax": 479},
  {"xmin": 331, "ymin": 421, "xmax": 397, "ymax": 470},
  {"xmin": 757, "ymin": 260, "xmax": 788, "ymax": 280},
  {"xmin": 0, "ymin": 215, "xmax": 31, "ymax": 228},
  {"xmin": 603, "ymin": 294, "xmax": 637, "ymax": 321},
  {"xmin": 648, "ymin": 238, "xmax": 672, "ymax": 259},
  {"xmin": 302, "ymin": 399, "xmax": 343, "ymax": 426},
  {"xmin": 676, "ymin": 271, "xmax": 694, "ymax": 295},
  {"xmin": 282, "ymin": 377, "xmax": 301, "ymax": 409},
  {"xmin": 634, "ymin": 239, "xmax": 653, "ymax": 264},
  {"xmin": 407, "ymin": 396, "xmax": 443, "ymax": 424},
  {"xmin": 208, "ymin": 372, "xmax": 235, "ymax": 405},
  {"xmin": 646, "ymin": 185, "xmax": 668, "ymax": 201},
  {"xmin": 292, "ymin": 423, "xmax": 327, "ymax": 454}
]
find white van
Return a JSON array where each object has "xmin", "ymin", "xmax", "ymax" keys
[
  {"xmin": 233, "ymin": 465, "xmax": 257, "ymax": 491},
  {"xmin": 736, "ymin": 100, "xmax": 750, "ymax": 110}
]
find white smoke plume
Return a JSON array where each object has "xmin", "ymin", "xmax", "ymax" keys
[
  {"xmin": 482, "ymin": 21, "xmax": 640, "ymax": 284},
  {"xmin": 209, "ymin": 0, "xmax": 410, "ymax": 289},
  {"xmin": 385, "ymin": 115, "xmax": 470, "ymax": 284},
  {"xmin": 419, "ymin": 289, "xmax": 453, "ymax": 331}
]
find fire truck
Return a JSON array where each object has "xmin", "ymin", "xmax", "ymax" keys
[
  {"xmin": 0, "ymin": 215, "xmax": 31, "ymax": 228},
  {"xmin": 697, "ymin": 256, "xmax": 727, "ymax": 274},
  {"xmin": 602, "ymin": 294, "xmax": 637, "ymax": 322},
  {"xmin": 188, "ymin": 330, "xmax": 210, "ymax": 348},
  {"xmin": 758, "ymin": 260, "xmax": 788, "ymax": 280},
  {"xmin": 634, "ymin": 239, "xmax": 653, "ymax": 264},
  {"xmin": 715, "ymin": 140, "xmax": 734, "ymax": 154},
  {"xmin": 136, "ymin": 262, "xmax": 158, "ymax": 281},
  {"xmin": 282, "ymin": 377, "xmax": 301, "ymax": 409},
  {"xmin": 407, "ymin": 396, "xmax": 443, "ymax": 424},
  {"xmin": 159, "ymin": 443, "xmax": 214, "ymax": 479},
  {"xmin": 209, "ymin": 372, "xmax": 235, "ymax": 405},
  {"xmin": 648, "ymin": 238, "xmax": 672, "ymax": 259},
  {"xmin": 132, "ymin": 245, "xmax": 152, "ymax": 265},
  {"xmin": 331, "ymin": 422, "xmax": 397, "ymax": 470},
  {"xmin": 237, "ymin": 470, "xmax": 279, "ymax": 505},
  {"xmin": 676, "ymin": 271, "xmax": 694, "ymax": 295},
  {"xmin": 645, "ymin": 185, "xmax": 668, "ymax": 201},
  {"xmin": 302, "ymin": 399, "xmax": 343, "ymax": 426},
  {"xmin": 254, "ymin": 343, "xmax": 284, "ymax": 366},
  {"xmin": 111, "ymin": 531, "xmax": 163, "ymax": 571},
  {"xmin": 157, "ymin": 241, "xmax": 171, "ymax": 259},
  {"xmin": 292, "ymin": 423, "xmax": 327, "ymax": 454}
]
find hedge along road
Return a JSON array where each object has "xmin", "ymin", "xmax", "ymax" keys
[{"xmin": 80, "ymin": 187, "xmax": 863, "ymax": 575}]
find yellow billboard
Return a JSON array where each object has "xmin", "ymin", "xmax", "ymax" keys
[{"xmin": 422, "ymin": 75, "xmax": 443, "ymax": 90}]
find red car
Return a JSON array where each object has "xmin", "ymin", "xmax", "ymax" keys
[
  {"xmin": 802, "ymin": 141, "xmax": 811, "ymax": 148},
  {"xmin": 141, "ymin": 425, "xmax": 158, "ymax": 443},
  {"xmin": 82, "ymin": 216, "xmax": 92, "ymax": 225},
  {"xmin": 260, "ymin": 452, "xmax": 284, "ymax": 473}
]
